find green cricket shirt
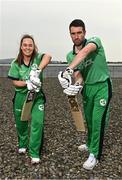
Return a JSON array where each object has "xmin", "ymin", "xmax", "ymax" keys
[
  {"xmin": 67, "ymin": 37, "xmax": 110, "ymax": 84},
  {"xmin": 8, "ymin": 53, "xmax": 44, "ymax": 93}
]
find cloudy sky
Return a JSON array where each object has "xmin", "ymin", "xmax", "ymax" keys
[{"xmin": 0, "ymin": 0, "xmax": 122, "ymax": 62}]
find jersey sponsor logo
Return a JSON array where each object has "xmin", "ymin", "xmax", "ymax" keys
[
  {"xmin": 100, "ymin": 99, "xmax": 107, "ymax": 106},
  {"xmin": 38, "ymin": 104, "xmax": 44, "ymax": 111},
  {"xmin": 19, "ymin": 70, "xmax": 29, "ymax": 80},
  {"xmin": 82, "ymin": 58, "xmax": 93, "ymax": 68},
  {"xmin": 84, "ymin": 58, "xmax": 93, "ymax": 68}
]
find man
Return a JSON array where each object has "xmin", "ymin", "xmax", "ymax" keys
[
  {"xmin": 8, "ymin": 34, "xmax": 52, "ymax": 164},
  {"xmin": 58, "ymin": 19, "xmax": 112, "ymax": 170}
]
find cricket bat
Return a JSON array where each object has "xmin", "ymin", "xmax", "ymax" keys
[
  {"xmin": 67, "ymin": 95, "xmax": 85, "ymax": 132},
  {"xmin": 21, "ymin": 90, "xmax": 36, "ymax": 121}
]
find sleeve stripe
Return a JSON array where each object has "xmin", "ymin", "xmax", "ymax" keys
[
  {"xmin": 74, "ymin": 68, "xmax": 80, "ymax": 72},
  {"xmin": 8, "ymin": 75, "xmax": 19, "ymax": 80}
]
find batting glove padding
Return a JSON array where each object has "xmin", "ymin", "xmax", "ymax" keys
[
  {"xmin": 30, "ymin": 76, "xmax": 42, "ymax": 87},
  {"xmin": 58, "ymin": 68, "xmax": 73, "ymax": 89},
  {"xmin": 63, "ymin": 84, "xmax": 83, "ymax": 96},
  {"xmin": 26, "ymin": 80, "xmax": 41, "ymax": 92},
  {"xmin": 58, "ymin": 71, "xmax": 70, "ymax": 89},
  {"xmin": 65, "ymin": 67, "xmax": 74, "ymax": 75},
  {"xmin": 30, "ymin": 68, "xmax": 41, "ymax": 79}
]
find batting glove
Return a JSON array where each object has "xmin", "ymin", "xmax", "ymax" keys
[
  {"xmin": 30, "ymin": 76, "xmax": 42, "ymax": 87},
  {"xmin": 63, "ymin": 83, "xmax": 83, "ymax": 96},
  {"xmin": 58, "ymin": 67, "xmax": 73, "ymax": 89},
  {"xmin": 26, "ymin": 80, "xmax": 41, "ymax": 92},
  {"xmin": 30, "ymin": 68, "xmax": 41, "ymax": 79}
]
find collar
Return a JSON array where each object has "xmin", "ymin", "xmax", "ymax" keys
[{"xmin": 22, "ymin": 59, "xmax": 32, "ymax": 67}]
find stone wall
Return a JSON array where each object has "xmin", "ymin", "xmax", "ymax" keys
[{"xmin": 0, "ymin": 64, "xmax": 122, "ymax": 78}]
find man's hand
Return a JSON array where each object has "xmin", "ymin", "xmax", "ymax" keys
[
  {"xmin": 58, "ymin": 67, "xmax": 74, "ymax": 88},
  {"xmin": 63, "ymin": 83, "xmax": 83, "ymax": 96}
]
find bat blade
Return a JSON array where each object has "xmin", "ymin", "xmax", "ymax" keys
[
  {"xmin": 67, "ymin": 95, "xmax": 85, "ymax": 132},
  {"xmin": 21, "ymin": 91, "xmax": 36, "ymax": 121}
]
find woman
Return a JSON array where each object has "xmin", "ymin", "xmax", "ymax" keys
[{"xmin": 8, "ymin": 34, "xmax": 52, "ymax": 164}]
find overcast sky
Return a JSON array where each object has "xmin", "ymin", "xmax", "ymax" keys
[{"xmin": 0, "ymin": 0, "xmax": 122, "ymax": 62}]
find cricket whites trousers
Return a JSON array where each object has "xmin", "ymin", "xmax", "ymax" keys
[
  {"xmin": 82, "ymin": 78, "xmax": 112, "ymax": 160},
  {"xmin": 13, "ymin": 91, "xmax": 45, "ymax": 158}
]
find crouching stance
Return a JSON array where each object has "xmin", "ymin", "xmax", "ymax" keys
[
  {"xmin": 58, "ymin": 19, "xmax": 112, "ymax": 170},
  {"xmin": 8, "ymin": 34, "xmax": 51, "ymax": 164}
]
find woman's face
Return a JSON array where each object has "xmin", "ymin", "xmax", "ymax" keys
[{"xmin": 21, "ymin": 38, "xmax": 34, "ymax": 57}]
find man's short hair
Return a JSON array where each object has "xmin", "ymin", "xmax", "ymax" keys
[{"xmin": 69, "ymin": 19, "xmax": 85, "ymax": 31}]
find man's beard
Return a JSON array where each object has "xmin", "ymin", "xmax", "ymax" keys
[{"xmin": 74, "ymin": 40, "xmax": 84, "ymax": 47}]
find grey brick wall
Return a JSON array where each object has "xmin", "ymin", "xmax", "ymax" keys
[{"xmin": 0, "ymin": 63, "xmax": 122, "ymax": 78}]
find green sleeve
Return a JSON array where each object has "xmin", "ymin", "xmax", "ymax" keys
[
  {"xmin": 86, "ymin": 37, "xmax": 102, "ymax": 49},
  {"xmin": 66, "ymin": 53, "xmax": 71, "ymax": 65},
  {"xmin": 34, "ymin": 53, "xmax": 45, "ymax": 66},
  {"xmin": 8, "ymin": 60, "xmax": 20, "ymax": 79}
]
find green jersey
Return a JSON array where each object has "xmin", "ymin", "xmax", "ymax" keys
[
  {"xmin": 67, "ymin": 37, "xmax": 110, "ymax": 84},
  {"xmin": 8, "ymin": 53, "xmax": 44, "ymax": 93}
]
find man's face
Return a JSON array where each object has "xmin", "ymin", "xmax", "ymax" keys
[
  {"xmin": 70, "ymin": 26, "xmax": 86, "ymax": 46},
  {"xmin": 21, "ymin": 38, "xmax": 34, "ymax": 57}
]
